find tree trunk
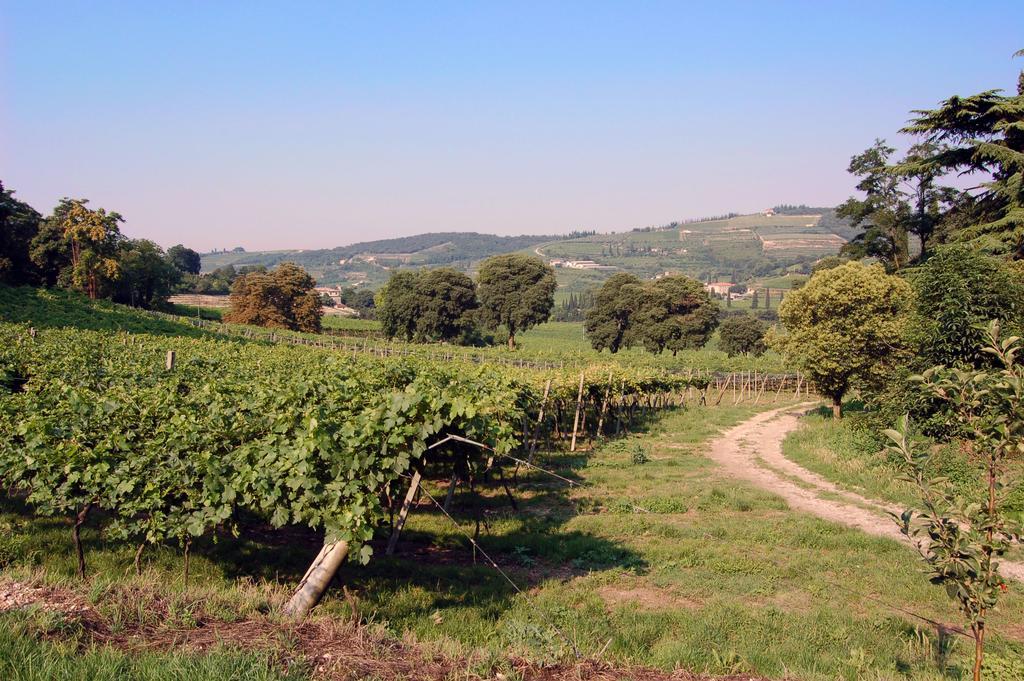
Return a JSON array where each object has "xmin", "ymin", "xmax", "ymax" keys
[
  {"xmin": 284, "ymin": 540, "xmax": 350, "ymax": 620},
  {"xmin": 72, "ymin": 503, "xmax": 92, "ymax": 579},
  {"xmin": 832, "ymin": 396, "xmax": 842, "ymax": 419},
  {"xmin": 973, "ymin": 622, "xmax": 985, "ymax": 681},
  {"xmin": 508, "ymin": 333, "xmax": 516, "ymax": 351}
]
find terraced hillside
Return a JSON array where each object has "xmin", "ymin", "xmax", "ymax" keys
[{"xmin": 199, "ymin": 208, "xmax": 848, "ymax": 292}]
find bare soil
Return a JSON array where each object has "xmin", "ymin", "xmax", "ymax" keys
[{"xmin": 703, "ymin": 404, "xmax": 1024, "ymax": 582}]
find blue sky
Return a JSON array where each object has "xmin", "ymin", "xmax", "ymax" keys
[{"xmin": 2, "ymin": 1, "xmax": 1022, "ymax": 251}]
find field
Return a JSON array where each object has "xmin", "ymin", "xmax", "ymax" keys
[{"xmin": 3, "ymin": 285, "xmax": 1023, "ymax": 680}]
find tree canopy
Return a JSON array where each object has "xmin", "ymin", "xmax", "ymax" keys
[
  {"xmin": 0, "ymin": 181, "xmax": 42, "ymax": 285},
  {"xmin": 167, "ymin": 244, "xmax": 202, "ymax": 275},
  {"xmin": 906, "ymin": 245, "xmax": 1024, "ymax": 368},
  {"xmin": 584, "ymin": 273, "xmax": 718, "ymax": 354},
  {"xmin": 718, "ymin": 314, "xmax": 768, "ymax": 357},
  {"xmin": 224, "ymin": 262, "xmax": 323, "ymax": 333},
  {"xmin": 476, "ymin": 254, "xmax": 556, "ymax": 349},
  {"xmin": 769, "ymin": 261, "xmax": 914, "ymax": 417},
  {"xmin": 377, "ymin": 268, "xmax": 479, "ymax": 343}
]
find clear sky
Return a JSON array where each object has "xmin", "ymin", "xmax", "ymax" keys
[{"xmin": 2, "ymin": 2, "xmax": 1022, "ymax": 251}]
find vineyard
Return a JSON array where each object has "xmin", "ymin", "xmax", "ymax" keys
[{"xmin": 0, "ymin": 321, "xmax": 714, "ymax": 597}]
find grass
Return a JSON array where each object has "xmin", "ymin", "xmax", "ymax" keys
[
  {"xmin": 4, "ymin": 401, "xmax": 1023, "ymax": 679},
  {"xmin": 0, "ymin": 615, "xmax": 299, "ymax": 681}
]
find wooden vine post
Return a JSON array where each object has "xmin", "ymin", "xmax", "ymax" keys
[
  {"xmin": 596, "ymin": 371, "xmax": 613, "ymax": 435},
  {"xmin": 165, "ymin": 350, "xmax": 176, "ymax": 370},
  {"xmin": 569, "ymin": 371, "xmax": 585, "ymax": 452},
  {"xmin": 526, "ymin": 378, "xmax": 552, "ymax": 463},
  {"xmin": 386, "ymin": 470, "xmax": 423, "ymax": 555},
  {"xmin": 284, "ymin": 539, "xmax": 351, "ymax": 619}
]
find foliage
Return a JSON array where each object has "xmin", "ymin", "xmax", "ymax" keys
[
  {"xmin": 167, "ymin": 245, "xmax": 202, "ymax": 275},
  {"xmin": 0, "ymin": 181, "xmax": 42, "ymax": 285},
  {"xmin": 377, "ymin": 268, "xmax": 479, "ymax": 343},
  {"xmin": 769, "ymin": 261, "xmax": 914, "ymax": 417},
  {"xmin": 476, "ymin": 255, "xmax": 556, "ymax": 349},
  {"xmin": 718, "ymin": 314, "xmax": 768, "ymax": 357},
  {"xmin": 223, "ymin": 262, "xmax": 323, "ymax": 333},
  {"xmin": 584, "ymin": 274, "xmax": 718, "ymax": 355},
  {"xmin": 838, "ymin": 140, "xmax": 956, "ymax": 269},
  {"xmin": 887, "ymin": 322, "xmax": 1024, "ymax": 681},
  {"xmin": 31, "ymin": 199, "xmax": 124, "ymax": 299},
  {"xmin": 112, "ymin": 240, "xmax": 181, "ymax": 309},
  {"xmin": 0, "ymin": 324, "xmax": 521, "ymax": 568},
  {"xmin": 907, "ymin": 245, "xmax": 1024, "ymax": 368},
  {"xmin": 898, "ymin": 62, "xmax": 1024, "ymax": 259}
]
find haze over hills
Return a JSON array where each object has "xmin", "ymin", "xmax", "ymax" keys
[{"xmin": 200, "ymin": 205, "xmax": 851, "ymax": 290}]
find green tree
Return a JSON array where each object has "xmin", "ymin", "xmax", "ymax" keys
[
  {"xmin": 224, "ymin": 262, "xmax": 322, "ymax": 332},
  {"xmin": 113, "ymin": 239, "xmax": 181, "ymax": 308},
  {"xmin": 413, "ymin": 268, "xmax": 478, "ymax": 342},
  {"xmin": 167, "ymin": 244, "xmax": 202, "ymax": 275},
  {"xmin": 907, "ymin": 245, "xmax": 1024, "ymax": 368},
  {"xmin": 718, "ymin": 314, "xmax": 768, "ymax": 357},
  {"xmin": 377, "ymin": 271, "xmax": 422, "ymax": 342},
  {"xmin": 837, "ymin": 140, "xmax": 911, "ymax": 270},
  {"xmin": 896, "ymin": 53, "xmax": 1024, "ymax": 258},
  {"xmin": 751, "ymin": 289, "xmax": 759, "ymax": 309},
  {"xmin": 584, "ymin": 273, "xmax": 646, "ymax": 353},
  {"xmin": 769, "ymin": 261, "xmax": 914, "ymax": 418},
  {"xmin": 476, "ymin": 254, "xmax": 556, "ymax": 349},
  {"xmin": 888, "ymin": 323, "xmax": 1023, "ymax": 681},
  {"xmin": 0, "ymin": 181, "xmax": 42, "ymax": 285},
  {"xmin": 635, "ymin": 275, "xmax": 719, "ymax": 355},
  {"xmin": 30, "ymin": 199, "xmax": 124, "ymax": 296}
]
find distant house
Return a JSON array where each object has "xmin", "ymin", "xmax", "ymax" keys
[
  {"xmin": 564, "ymin": 260, "xmax": 616, "ymax": 270},
  {"xmin": 762, "ymin": 208, "xmax": 776, "ymax": 217},
  {"xmin": 704, "ymin": 282, "xmax": 734, "ymax": 296},
  {"xmin": 314, "ymin": 286, "xmax": 343, "ymax": 303}
]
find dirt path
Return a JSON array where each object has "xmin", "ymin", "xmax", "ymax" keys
[{"xmin": 704, "ymin": 403, "xmax": 1024, "ymax": 582}]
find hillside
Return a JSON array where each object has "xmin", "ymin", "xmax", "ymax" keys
[
  {"xmin": 201, "ymin": 207, "xmax": 849, "ymax": 292},
  {"xmin": 200, "ymin": 232, "xmax": 566, "ymax": 286},
  {"xmin": 536, "ymin": 208, "xmax": 848, "ymax": 293}
]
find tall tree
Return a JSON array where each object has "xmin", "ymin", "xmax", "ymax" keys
[
  {"xmin": 377, "ymin": 271, "xmax": 423, "ymax": 342},
  {"xmin": 113, "ymin": 239, "xmax": 181, "ymax": 309},
  {"xmin": 0, "ymin": 181, "xmax": 42, "ymax": 285},
  {"xmin": 897, "ymin": 53, "xmax": 1024, "ymax": 258},
  {"xmin": 634, "ymin": 275, "xmax": 719, "ymax": 355},
  {"xmin": 167, "ymin": 244, "xmax": 202, "ymax": 275},
  {"xmin": 837, "ymin": 140, "xmax": 911, "ymax": 270},
  {"xmin": 38, "ymin": 199, "xmax": 124, "ymax": 299},
  {"xmin": 224, "ymin": 262, "xmax": 322, "ymax": 332},
  {"xmin": 584, "ymin": 273, "xmax": 646, "ymax": 353},
  {"xmin": 769, "ymin": 261, "xmax": 914, "ymax": 418},
  {"xmin": 413, "ymin": 268, "xmax": 478, "ymax": 342},
  {"xmin": 476, "ymin": 254, "xmax": 556, "ymax": 349},
  {"xmin": 718, "ymin": 314, "xmax": 768, "ymax": 357}
]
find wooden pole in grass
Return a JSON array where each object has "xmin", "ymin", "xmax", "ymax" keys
[
  {"xmin": 284, "ymin": 539, "xmax": 350, "ymax": 619},
  {"xmin": 596, "ymin": 372, "xmax": 612, "ymax": 435},
  {"xmin": 165, "ymin": 350, "xmax": 176, "ymax": 370},
  {"xmin": 386, "ymin": 470, "xmax": 422, "ymax": 556},
  {"xmin": 570, "ymin": 371, "xmax": 585, "ymax": 452},
  {"xmin": 526, "ymin": 379, "xmax": 552, "ymax": 463},
  {"xmin": 714, "ymin": 372, "xmax": 733, "ymax": 406}
]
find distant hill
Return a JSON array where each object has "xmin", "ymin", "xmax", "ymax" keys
[
  {"xmin": 201, "ymin": 207, "xmax": 850, "ymax": 291},
  {"xmin": 200, "ymin": 232, "xmax": 566, "ymax": 286}
]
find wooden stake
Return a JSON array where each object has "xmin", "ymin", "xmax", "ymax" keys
[
  {"xmin": 165, "ymin": 350, "xmax": 176, "ymax": 370},
  {"xmin": 527, "ymin": 379, "xmax": 552, "ymax": 463},
  {"xmin": 386, "ymin": 470, "xmax": 422, "ymax": 556},
  {"xmin": 596, "ymin": 372, "xmax": 612, "ymax": 435},
  {"xmin": 570, "ymin": 372, "xmax": 585, "ymax": 452}
]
